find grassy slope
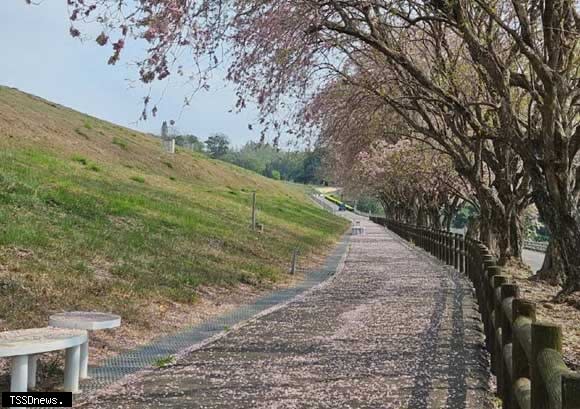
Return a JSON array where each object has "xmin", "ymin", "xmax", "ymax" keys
[{"xmin": 0, "ymin": 86, "xmax": 348, "ymax": 329}]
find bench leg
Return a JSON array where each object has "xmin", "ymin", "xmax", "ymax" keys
[
  {"xmin": 28, "ymin": 355, "xmax": 38, "ymax": 389},
  {"xmin": 11, "ymin": 355, "xmax": 28, "ymax": 392},
  {"xmin": 80, "ymin": 340, "xmax": 89, "ymax": 379},
  {"xmin": 64, "ymin": 345, "xmax": 81, "ymax": 393}
]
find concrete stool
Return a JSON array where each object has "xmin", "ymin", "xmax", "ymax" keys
[
  {"xmin": 49, "ymin": 312, "xmax": 121, "ymax": 380},
  {"xmin": 0, "ymin": 327, "xmax": 87, "ymax": 393},
  {"xmin": 351, "ymin": 221, "xmax": 365, "ymax": 235}
]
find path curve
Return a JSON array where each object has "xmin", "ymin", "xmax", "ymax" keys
[{"xmin": 81, "ymin": 215, "xmax": 492, "ymax": 409}]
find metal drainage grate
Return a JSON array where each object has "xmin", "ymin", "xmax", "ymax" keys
[{"xmin": 82, "ymin": 235, "xmax": 350, "ymax": 393}]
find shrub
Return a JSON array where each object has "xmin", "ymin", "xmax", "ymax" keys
[
  {"xmin": 130, "ymin": 176, "xmax": 145, "ymax": 183},
  {"xmin": 112, "ymin": 137, "xmax": 128, "ymax": 150},
  {"xmin": 72, "ymin": 155, "xmax": 88, "ymax": 166}
]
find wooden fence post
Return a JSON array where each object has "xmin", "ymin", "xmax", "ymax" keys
[
  {"xmin": 465, "ymin": 239, "xmax": 471, "ymax": 279},
  {"xmin": 482, "ymin": 254, "xmax": 496, "ymax": 311},
  {"xmin": 440, "ymin": 231, "xmax": 445, "ymax": 262},
  {"xmin": 562, "ymin": 373, "xmax": 580, "ymax": 409},
  {"xmin": 512, "ymin": 299, "xmax": 536, "ymax": 409},
  {"xmin": 448, "ymin": 232, "xmax": 453, "ymax": 266},
  {"xmin": 500, "ymin": 284, "xmax": 519, "ymax": 409},
  {"xmin": 453, "ymin": 234, "xmax": 460, "ymax": 270},
  {"xmin": 458, "ymin": 235, "xmax": 465, "ymax": 273},
  {"xmin": 531, "ymin": 322, "xmax": 562, "ymax": 409},
  {"xmin": 493, "ymin": 276, "xmax": 509, "ymax": 393},
  {"xmin": 290, "ymin": 248, "xmax": 298, "ymax": 275},
  {"xmin": 251, "ymin": 191, "xmax": 257, "ymax": 230},
  {"xmin": 444, "ymin": 232, "xmax": 449, "ymax": 264},
  {"xmin": 485, "ymin": 265, "xmax": 501, "ymax": 361},
  {"xmin": 449, "ymin": 232, "xmax": 454, "ymax": 264},
  {"xmin": 480, "ymin": 251, "xmax": 494, "ymax": 308},
  {"xmin": 440, "ymin": 231, "xmax": 445, "ymax": 261}
]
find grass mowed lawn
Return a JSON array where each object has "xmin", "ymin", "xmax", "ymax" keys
[{"xmin": 0, "ymin": 86, "xmax": 348, "ymax": 330}]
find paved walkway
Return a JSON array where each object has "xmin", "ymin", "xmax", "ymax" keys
[{"xmin": 81, "ymin": 215, "xmax": 492, "ymax": 409}]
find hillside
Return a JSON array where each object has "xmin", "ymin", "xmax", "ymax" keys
[{"xmin": 0, "ymin": 86, "xmax": 348, "ymax": 333}]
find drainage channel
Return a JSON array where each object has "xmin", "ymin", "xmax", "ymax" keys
[{"xmin": 83, "ymin": 234, "xmax": 350, "ymax": 393}]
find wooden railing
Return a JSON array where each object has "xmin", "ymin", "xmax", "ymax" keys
[{"xmin": 369, "ymin": 216, "xmax": 580, "ymax": 409}]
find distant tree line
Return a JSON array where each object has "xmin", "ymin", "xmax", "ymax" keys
[
  {"xmin": 222, "ymin": 141, "xmax": 323, "ymax": 184},
  {"xmin": 158, "ymin": 130, "xmax": 323, "ymax": 184}
]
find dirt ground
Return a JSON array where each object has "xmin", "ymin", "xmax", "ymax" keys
[{"xmin": 503, "ymin": 261, "xmax": 580, "ymax": 371}]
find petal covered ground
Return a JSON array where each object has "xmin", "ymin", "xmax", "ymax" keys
[{"xmin": 80, "ymin": 215, "xmax": 493, "ymax": 409}]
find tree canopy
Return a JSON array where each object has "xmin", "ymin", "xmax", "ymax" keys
[
  {"xmin": 57, "ymin": 0, "xmax": 580, "ymax": 294},
  {"xmin": 205, "ymin": 133, "xmax": 230, "ymax": 158},
  {"xmin": 222, "ymin": 142, "xmax": 324, "ymax": 184}
]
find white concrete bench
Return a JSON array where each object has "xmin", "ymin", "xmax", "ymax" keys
[
  {"xmin": 351, "ymin": 221, "xmax": 365, "ymax": 235},
  {"xmin": 0, "ymin": 327, "xmax": 87, "ymax": 393},
  {"xmin": 49, "ymin": 312, "xmax": 121, "ymax": 379}
]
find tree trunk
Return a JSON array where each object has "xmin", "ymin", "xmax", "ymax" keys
[
  {"xmin": 495, "ymin": 219, "xmax": 512, "ymax": 265},
  {"xmin": 509, "ymin": 212, "xmax": 524, "ymax": 260},
  {"xmin": 465, "ymin": 214, "xmax": 480, "ymax": 240},
  {"xmin": 534, "ymin": 240, "xmax": 565, "ymax": 285},
  {"xmin": 495, "ymin": 208, "xmax": 525, "ymax": 265},
  {"xmin": 417, "ymin": 207, "xmax": 428, "ymax": 227},
  {"xmin": 466, "ymin": 209, "xmax": 505, "ymax": 260},
  {"xmin": 479, "ymin": 206, "xmax": 493, "ymax": 247},
  {"xmin": 429, "ymin": 208, "xmax": 442, "ymax": 230},
  {"xmin": 534, "ymin": 190, "xmax": 580, "ymax": 295}
]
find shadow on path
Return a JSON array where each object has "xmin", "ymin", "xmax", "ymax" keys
[{"xmin": 79, "ymin": 214, "xmax": 492, "ymax": 409}]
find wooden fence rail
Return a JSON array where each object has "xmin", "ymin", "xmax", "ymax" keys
[{"xmin": 369, "ymin": 216, "xmax": 580, "ymax": 409}]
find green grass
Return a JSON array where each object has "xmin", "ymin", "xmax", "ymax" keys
[
  {"xmin": 153, "ymin": 355, "xmax": 175, "ymax": 368},
  {"xmin": 112, "ymin": 137, "xmax": 128, "ymax": 150},
  {"xmin": 72, "ymin": 155, "xmax": 88, "ymax": 165},
  {"xmin": 71, "ymin": 155, "xmax": 99, "ymax": 172},
  {"xmin": 0, "ymin": 86, "xmax": 348, "ymax": 330}
]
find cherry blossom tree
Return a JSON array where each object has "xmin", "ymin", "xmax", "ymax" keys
[
  {"xmin": 309, "ymin": 82, "xmax": 472, "ymax": 230},
  {"xmin": 49, "ymin": 0, "xmax": 579, "ymax": 293},
  {"xmin": 302, "ymin": 74, "xmax": 529, "ymax": 264},
  {"xmin": 237, "ymin": 0, "xmax": 578, "ymax": 293}
]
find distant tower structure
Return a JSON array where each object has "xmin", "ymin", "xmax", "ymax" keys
[
  {"xmin": 161, "ymin": 121, "xmax": 168, "ymax": 139},
  {"xmin": 161, "ymin": 120, "xmax": 175, "ymax": 154}
]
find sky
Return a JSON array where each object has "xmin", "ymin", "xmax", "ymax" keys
[{"xmin": 0, "ymin": 1, "xmax": 262, "ymax": 146}]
